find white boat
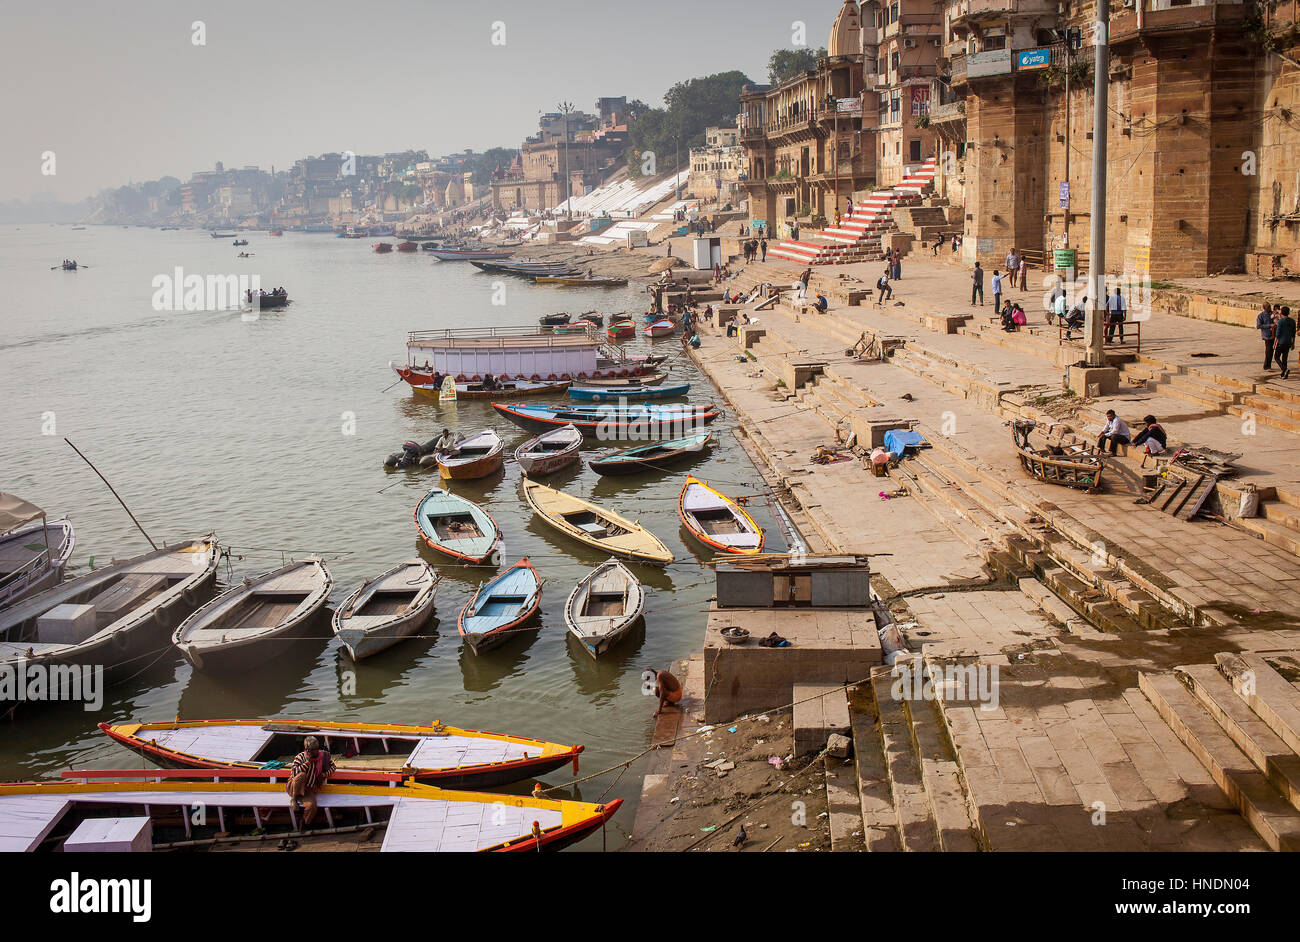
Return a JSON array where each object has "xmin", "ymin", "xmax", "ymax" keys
[
  {"xmin": 332, "ymin": 561, "xmax": 439, "ymax": 660},
  {"xmin": 0, "ymin": 493, "xmax": 75, "ymax": 612},
  {"xmin": 173, "ymin": 558, "xmax": 332, "ymax": 673},
  {"xmin": 0, "ymin": 539, "xmax": 220, "ymax": 700},
  {"xmin": 514, "ymin": 424, "xmax": 583, "ymax": 477},
  {"xmin": 564, "ymin": 559, "xmax": 644, "ymax": 658}
]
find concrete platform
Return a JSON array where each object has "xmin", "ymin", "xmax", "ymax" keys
[{"xmin": 703, "ymin": 606, "xmax": 882, "ymax": 723}]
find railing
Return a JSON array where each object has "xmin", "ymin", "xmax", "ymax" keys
[
  {"xmin": 408, "ymin": 324, "xmax": 599, "ymax": 345},
  {"xmin": 1056, "ymin": 320, "xmax": 1142, "ymax": 354}
]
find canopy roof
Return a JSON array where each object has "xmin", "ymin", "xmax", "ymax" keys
[{"xmin": 0, "ymin": 493, "xmax": 46, "ymax": 534}]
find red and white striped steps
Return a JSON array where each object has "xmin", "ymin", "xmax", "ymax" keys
[{"xmin": 767, "ymin": 157, "xmax": 938, "ymax": 266}]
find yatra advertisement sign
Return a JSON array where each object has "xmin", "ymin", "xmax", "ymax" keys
[
  {"xmin": 1016, "ymin": 48, "xmax": 1051, "ymax": 71},
  {"xmin": 966, "ymin": 49, "xmax": 1012, "ymax": 78}
]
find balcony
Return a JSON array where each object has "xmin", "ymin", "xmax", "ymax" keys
[
  {"xmin": 949, "ymin": 0, "xmax": 1061, "ymax": 25},
  {"xmin": 1110, "ymin": 0, "xmax": 1247, "ymax": 43}
]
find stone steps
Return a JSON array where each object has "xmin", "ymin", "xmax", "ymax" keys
[{"xmin": 1140, "ymin": 667, "xmax": 1300, "ymax": 852}]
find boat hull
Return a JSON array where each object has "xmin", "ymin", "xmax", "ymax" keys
[
  {"xmin": 569, "ymin": 383, "xmax": 689, "ymax": 402},
  {"xmin": 522, "ymin": 481, "xmax": 673, "ymax": 566},
  {"xmin": 678, "ymin": 477, "xmax": 766, "ymax": 556},
  {"xmin": 494, "ymin": 403, "xmax": 719, "ymax": 439},
  {"xmin": 515, "ymin": 426, "xmax": 583, "ymax": 477},
  {"xmin": 590, "ymin": 433, "xmax": 714, "ymax": 476},
  {"xmin": 458, "ymin": 560, "xmax": 542, "ymax": 654},
  {"xmin": 332, "ymin": 562, "xmax": 438, "ymax": 660}
]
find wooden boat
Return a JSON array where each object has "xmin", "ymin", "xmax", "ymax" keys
[
  {"xmin": 0, "ymin": 539, "xmax": 219, "ymax": 694},
  {"xmin": 458, "ymin": 558, "xmax": 542, "ymax": 654},
  {"xmin": 210, "ymin": 231, "xmax": 237, "ymax": 238},
  {"xmin": 0, "ymin": 771, "xmax": 620, "ymax": 851},
  {"xmin": 411, "ymin": 378, "xmax": 569, "ymax": 400},
  {"xmin": 332, "ymin": 561, "xmax": 440, "ymax": 660},
  {"xmin": 99, "ymin": 718, "xmax": 583, "ymax": 787},
  {"xmin": 270, "ymin": 229, "xmax": 283, "ymax": 236},
  {"xmin": 515, "ymin": 424, "xmax": 583, "ymax": 477},
  {"xmin": 565, "ymin": 559, "xmax": 644, "ymax": 658},
  {"xmin": 396, "ymin": 241, "xmax": 419, "ymax": 252},
  {"xmin": 494, "ymin": 402, "xmax": 720, "ymax": 439},
  {"xmin": 578, "ymin": 312, "xmax": 605, "ymax": 327},
  {"xmin": 570, "ymin": 382, "xmax": 689, "ymax": 402},
  {"xmin": 246, "ymin": 291, "xmax": 290, "ymax": 310},
  {"xmin": 427, "ymin": 248, "xmax": 514, "ymax": 261},
  {"xmin": 172, "ymin": 558, "xmax": 332, "ymax": 673},
  {"xmin": 522, "ymin": 480, "xmax": 673, "ymax": 565},
  {"xmin": 1011, "ymin": 420, "xmax": 1105, "ymax": 491},
  {"xmin": 552, "ymin": 322, "xmax": 592, "ymax": 336},
  {"xmin": 373, "ymin": 242, "xmax": 393, "ymax": 253},
  {"xmin": 0, "ymin": 494, "xmax": 75, "ymax": 612},
  {"xmin": 436, "ymin": 428, "xmax": 505, "ymax": 480},
  {"xmin": 590, "ymin": 432, "xmax": 714, "ymax": 476},
  {"xmin": 232, "ymin": 239, "xmax": 249, "ymax": 246},
  {"xmin": 607, "ymin": 320, "xmax": 636, "ymax": 340},
  {"xmin": 538, "ymin": 312, "xmax": 571, "ymax": 326},
  {"xmin": 643, "ymin": 319, "xmax": 676, "ymax": 338},
  {"xmin": 536, "ymin": 276, "xmax": 628, "ymax": 287},
  {"xmin": 414, "ymin": 487, "xmax": 501, "ymax": 565},
  {"xmin": 678, "ymin": 477, "xmax": 765, "ymax": 556}
]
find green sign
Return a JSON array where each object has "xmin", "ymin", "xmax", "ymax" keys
[{"xmin": 1053, "ymin": 249, "xmax": 1077, "ymax": 270}]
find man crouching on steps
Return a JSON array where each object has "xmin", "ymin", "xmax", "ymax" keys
[
  {"xmin": 287, "ymin": 735, "xmax": 336, "ymax": 828},
  {"xmin": 647, "ymin": 667, "xmax": 683, "ymax": 717}
]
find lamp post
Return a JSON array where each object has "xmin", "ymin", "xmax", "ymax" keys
[
  {"xmin": 1085, "ymin": 2, "xmax": 1109, "ymax": 367},
  {"xmin": 826, "ymin": 90, "xmax": 839, "ymax": 225},
  {"xmin": 558, "ymin": 100, "xmax": 573, "ymax": 218}
]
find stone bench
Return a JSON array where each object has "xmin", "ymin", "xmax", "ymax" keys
[{"xmin": 793, "ymin": 683, "xmax": 852, "ymax": 757}]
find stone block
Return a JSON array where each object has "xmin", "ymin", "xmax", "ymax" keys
[
  {"xmin": 827, "ymin": 732, "xmax": 853, "ymax": 758},
  {"xmin": 1067, "ymin": 365, "xmax": 1120, "ymax": 397}
]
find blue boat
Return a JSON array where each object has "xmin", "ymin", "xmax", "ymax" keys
[
  {"xmin": 589, "ymin": 432, "xmax": 714, "ymax": 476},
  {"xmin": 493, "ymin": 402, "xmax": 721, "ymax": 438},
  {"xmin": 413, "ymin": 487, "xmax": 502, "ymax": 565},
  {"xmin": 457, "ymin": 558, "xmax": 542, "ymax": 654},
  {"xmin": 568, "ymin": 383, "xmax": 690, "ymax": 402}
]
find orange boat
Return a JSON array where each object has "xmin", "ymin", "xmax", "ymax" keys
[{"xmin": 678, "ymin": 476, "xmax": 765, "ymax": 556}]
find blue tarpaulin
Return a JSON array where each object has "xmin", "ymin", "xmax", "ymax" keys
[{"xmin": 883, "ymin": 428, "xmax": 926, "ymax": 457}]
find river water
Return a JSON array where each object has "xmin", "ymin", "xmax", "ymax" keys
[{"xmin": 0, "ymin": 224, "xmax": 783, "ymax": 848}]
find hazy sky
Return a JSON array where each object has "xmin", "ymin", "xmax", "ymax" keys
[{"xmin": 0, "ymin": 0, "xmax": 841, "ymax": 202}]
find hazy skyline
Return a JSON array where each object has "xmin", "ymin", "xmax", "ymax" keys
[{"xmin": 1, "ymin": 0, "xmax": 837, "ymax": 202}]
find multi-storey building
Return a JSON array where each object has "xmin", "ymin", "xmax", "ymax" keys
[
  {"xmin": 740, "ymin": 0, "xmax": 875, "ymax": 237},
  {"xmin": 873, "ymin": 0, "xmax": 944, "ymax": 186},
  {"xmin": 688, "ymin": 126, "xmax": 746, "ymax": 201}
]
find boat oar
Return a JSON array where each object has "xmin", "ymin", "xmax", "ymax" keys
[{"xmin": 63, "ymin": 438, "xmax": 158, "ymax": 550}]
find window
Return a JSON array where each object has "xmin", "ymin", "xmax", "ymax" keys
[{"xmin": 891, "ymin": 50, "xmax": 900, "ymax": 71}]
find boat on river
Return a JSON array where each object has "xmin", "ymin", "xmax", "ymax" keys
[
  {"xmin": 427, "ymin": 248, "xmax": 514, "ymax": 261},
  {"xmin": 0, "ymin": 494, "xmax": 75, "ymax": 612},
  {"xmin": 436, "ymin": 428, "xmax": 504, "ymax": 480},
  {"xmin": 98, "ymin": 717, "xmax": 584, "ymax": 788},
  {"xmin": 515, "ymin": 424, "xmax": 583, "ymax": 477},
  {"xmin": 410, "ymin": 378, "xmax": 570, "ymax": 400},
  {"xmin": 678, "ymin": 477, "xmax": 765, "ymax": 556},
  {"xmin": 458, "ymin": 558, "xmax": 542, "ymax": 654},
  {"xmin": 589, "ymin": 432, "xmax": 713, "ymax": 476},
  {"xmin": 607, "ymin": 320, "xmax": 636, "ymax": 340},
  {"xmin": 413, "ymin": 487, "xmax": 501, "ymax": 565},
  {"xmin": 0, "ymin": 771, "xmax": 620, "ymax": 851},
  {"xmin": 643, "ymin": 320, "xmax": 675, "ymax": 338},
  {"xmin": 564, "ymin": 559, "xmax": 644, "ymax": 658},
  {"xmin": 521, "ymin": 480, "xmax": 673, "ymax": 565},
  {"xmin": 172, "ymin": 558, "xmax": 332, "ymax": 673},
  {"xmin": 332, "ymin": 560, "xmax": 440, "ymax": 660},
  {"xmin": 570, "ymin": 382, "xmax": 689, "ymax": 402},
  {"xmin": 373, "ymin": 242, "xmax": 393, "ymax": 253},
  {"xmin": 493, "ymin": 402, "xmax": 720, "ymax": 438}
]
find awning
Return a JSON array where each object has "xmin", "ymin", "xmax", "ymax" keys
[{"xmin": 0, "ymin": 493, "xmax": 46, "ymax": 534}]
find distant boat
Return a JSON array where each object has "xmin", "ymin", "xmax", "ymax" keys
[
  {"xmin": 427, "ymin": 248, "xmax": 514, "ymax": 261},
  {"xmin": 552, "ymin": 322, "xmax": 593, "ymax": 336},
  {"xmin": 565, "ymin": 559, "xmax": 644, "ymax": 658},
  {"xmin": 573, "ymin": 370, "xmax": 668, "ymax": 388},
  {"xmin": 569, "ymin": 383, "xmax": 690, "ymax": 402},
  {"xmin": 270, "ymin": 229, "xmax": 283, "ymax": 236},
  {"xmin": 396, "ymin": 241, "xmax": 419, "ymax": 252},
  {"xmin": 493, "ymin": 402, "xmax": 720, "ymax": 438},
  {"xmin": 99, "ymin": 717, "xmax": 584, "ymax": 788},
  {"xmin": 607, "ymin": 320, "xmax": 636, "ymax": 340},
  {"xmin": 373, "ymin": 242, "xmax": 393, "ymax": 253},
  {"xmin": 521, "ymin": 480, "xmax": 673, "ymax": 565},
  {"xmin": 210, "ymin": 231, "xmax": 237, "ymax": 238},
  {"xmin": 643, "ymin": 320, "xmax": 675, "ymax": 338},
  {"xmin": 514, "ymin": 424, "xmax": 583, "ymax": 477},
  {"xmin": 414, "ymin": 487, "xmax": 502, "ymax": 565},
  {"xmin": 678, "ymin": 477, "xmax": 765, "ymax": 556},
  {"xmin": 332, "ymin": 560, "xmax": 440, "ymax": 660},
  {"xmin": 172, "ymin": 557, "xmax": 332, "ymax": 672},
  {"xmin": 410, "ymin": 378, "xmax": 569, "ymax": 401},
  {"xmin": 538, "ymin": 313, "xmax": 571, "ymax": 326},
  {"xmin": 0, "ymin": 494, "xmax": 75, "ymax": 612},
  {"xmin": 436, "ymin": 428, "xmax": 505, "ymax": 480},
  {"xmin": 458, "ymin": 558, "xmax": 542, "ymax": 654},
  {"xmin": 589, "ymin": 432, "xmax": 714, "ymax": 476},
  {"xmin": 232, "ymin": 239, "xmax": 248, "ymax": 246},
  {"xmin": 536, "ymin": 276, "xmax": 629, "ymax": 288}
]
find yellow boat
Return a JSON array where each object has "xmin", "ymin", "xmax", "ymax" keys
[
  {"xmin": 678, "ymin": 476, "xmax": 766, "ymax": 556},
  {"xmin": 0, "ymin": 773, "xmax": 620, "ymax": 852},
  {"xmin": 521, "ymin": 479, "xmax": 673, "ymax": 565},
  {"xmin": 99, "ymin": 717, "xmax": 584, "ymax": 788}
]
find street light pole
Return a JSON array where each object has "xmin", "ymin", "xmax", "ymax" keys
[
  {"xmin": 1085, "ymin": 1, "xmax": 1110, "ymax": 367},
  {"xmin": 559, "ymin": 100, "xmax": 573, "ymax": 218}
]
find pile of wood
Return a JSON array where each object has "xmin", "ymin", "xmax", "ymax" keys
[{"xmin": 1140, "ymin": 464, "xmax": 1221, "ymax": 521}]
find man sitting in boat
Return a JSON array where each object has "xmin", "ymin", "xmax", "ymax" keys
[
  {"xmin": 433, "ymin": 428, "xmax": 456, "ymax": 454},
  {"xmin": 287, "ymin": 736, "xmax": 336, "ymax": 828},
  {"xmin": 480, "ymin": 373, "xmax": 500, "ymax": 390},
  {"xmin": 647, "ymin": 667, "xmax": 683, "ymax": 717}
]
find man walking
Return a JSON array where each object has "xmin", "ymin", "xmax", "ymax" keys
[
  {"xmin": 1105, "ymin": 287, "xmax": 1127, "ymax": 343},
  {"xmin": 971, "ymin": 261, "xmax": 984, "ymax": 306},
  {"xmin": 991, "ymin": 269, "xmax": 1003, "ymax": 313},
  {"xmin": 1275, "ymin": 306, "xmax": 1296, "ymax": 379},
  {"xmin": 797, "ymin": 267, "xmax": 811, "ymax": 301},
  {"xmin": 877, "ymin": 268, "xmax": 893, "ymax": 305},
  {"xmin": 1257, "ymin": 301, "xmax": 1275, "ymax": 370},
  {"xmin": 760, "ymin": 238, "xmax": 767, "ymax": 262}
]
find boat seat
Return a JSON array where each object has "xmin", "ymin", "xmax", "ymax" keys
[{"xmin": 87, "ymin": 573, "xmax": 170, "ymax": 626}]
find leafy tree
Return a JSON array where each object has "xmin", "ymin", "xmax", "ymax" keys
[
  {"xmin": 768, "ymin": 47, "xmax": 826, "ymax": 85},
  {"xmin": 625, "ymin": 70, "xmax": 752, "ymax": 177}
]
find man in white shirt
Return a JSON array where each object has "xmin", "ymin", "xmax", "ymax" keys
[
  {"xmin": 992, "ymin": 270, "xmax": 1004, "ymax": 313},
  {"xmin": 1097, "ymin": 410, "xmax": 1132, "ymax": 455}
]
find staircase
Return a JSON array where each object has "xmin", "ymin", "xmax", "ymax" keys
[{"xmin": 768, "ymin": 157, "xmax": 938, "ymax": 266}]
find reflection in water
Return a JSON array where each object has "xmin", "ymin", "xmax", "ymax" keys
[
  {"xmin": 458, "ymin": 628, "xmax": 539, "ymax": 693},
  {"xmin": 564, "ymin": 619, "xmax": 647, "ymax": 699}
]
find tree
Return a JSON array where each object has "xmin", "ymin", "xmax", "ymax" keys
[
  {"xmin": 625, "ymin": 70, "xmax": 753, "ymax": 177},
  {"xmin": 768, "ymin": 47, "xmax": 826, "ymax": 86}
]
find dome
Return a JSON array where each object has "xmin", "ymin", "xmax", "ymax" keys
[{"xmin": 828, "ymin": 0, "xmax": 863, "ymax": 58}]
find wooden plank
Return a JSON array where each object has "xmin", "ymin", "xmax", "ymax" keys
[
  {"xmin": 1179, "ymin": 476, "xmax": 1219, "ymax": 521},
  {"xmin": 1157, "ymin": 477, "xmax": 1189, "ymax": 513},
  {"xmin": 1166, "ymin": 473, "xmax": 1204, "ymax": 518}
]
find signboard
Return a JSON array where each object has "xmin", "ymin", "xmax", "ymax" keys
[
  {"xmin": 1058, "ymin": 181, "xmax": 1070, "ymax": 208},
  {"xmin": 966, "ymin": 49, "xmax": 1012, "ymax": 78},
  {"xmin": 977, "ymin": 237, "xmax": 994, "ymax": 254},
  {"xmin": 911, "ymin": 86, "xmax": 931, "ymax": 116},
  {"xmin": 836, "ymin": 97, "xmax": 862, "ymax": 114},
  {"xmin": 1016, "ymin": 48, "xmax": 1051, "ymax": 71},
  {"xmin": 1053, "ymin": 249, "xmax": 1078, "ymax": 270}
]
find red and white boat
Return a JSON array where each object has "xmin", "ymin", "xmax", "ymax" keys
[
  {"xmin": 396, "ymin": 241, "xmax": 419, "ymax": 252},
  {"xmin": 643, "ymin": 319, "xmax": 676, "ymax": 338}
]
